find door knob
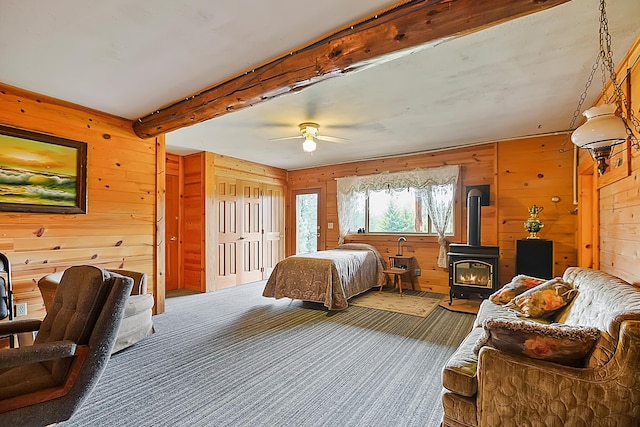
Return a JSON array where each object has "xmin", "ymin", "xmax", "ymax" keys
[{"xmin": 170, "ymin": 236, "xmax": 177, "ymax": 241}]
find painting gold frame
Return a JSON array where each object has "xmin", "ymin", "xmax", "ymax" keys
[{"xmin": 0, "ymin": 125, "xmax": 87, "ymax": 214}]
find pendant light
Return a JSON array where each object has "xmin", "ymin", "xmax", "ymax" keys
[{"xmin": 569, "ymin": 0, "xmax": 640, "ymax": 175}]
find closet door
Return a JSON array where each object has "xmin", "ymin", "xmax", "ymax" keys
[
  {"xmin": 215, "ymin": 177, "xmax": 239, "ymax": 289},
  {"xmin": 263, "ymin": 184, "xmax": 285, "ymax": 278},
  {"xmin": 237, "ymin": 181, "xmax": 263, "ymax": 283}
]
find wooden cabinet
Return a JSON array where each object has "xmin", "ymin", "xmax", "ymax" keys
[{"xmin": 516, "ymin": 239, "xmax": 554, "ymax": 279}]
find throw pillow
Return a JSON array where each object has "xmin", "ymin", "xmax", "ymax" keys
[
  {"xmin": 489, "ymin": 274, "xmax": 546, "ymax": 305},
  {"xmin": 473, "ymin": 318, "xmax": 600, "ymax": 367},
  {"xmin": 505, "ymin": 277, "xmax": 576, "ymax": 318}
]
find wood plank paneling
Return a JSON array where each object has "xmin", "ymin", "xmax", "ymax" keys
[
  {"xmin": 289, "ymin": 136, "xmax": 577, "ymax": 295},
  {"xmin": 0, "ymin": 83, "xmax": 160, "ymax": 317},
  {"xmin": 288, "ymin": 144, "xmax": 498, "ymax": 295},
  {"xmin": 174, "ymin": 151, "xmax": 287, "ymax": 292},
  {"xmin": 497, "ymin": 134, "xmax": 577, "ymax": 282},
  {"xmin": 584, "ymin": 34, "xmax": 640, "ymax": 285}
]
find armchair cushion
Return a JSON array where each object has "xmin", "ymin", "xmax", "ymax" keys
[
  {"xmin": 505, "ymin": 277, "xmax": 576, "ymax": 318},
  {"xmin": 38, "ymin": 268, "xmax": 155, "ymax": 354},
  {"xmin": 473, "ymin": 318, "xmax": 600, "ymax": 367}
]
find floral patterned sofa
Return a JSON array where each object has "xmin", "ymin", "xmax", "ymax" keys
[{"xmin": 441, "ymin": 267, "xmax": 640, "ymax": 427}]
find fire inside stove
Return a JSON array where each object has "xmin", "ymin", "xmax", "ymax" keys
[{"xmin": 453, "ymin": 260, "xmax": 493, "ymax": 289}]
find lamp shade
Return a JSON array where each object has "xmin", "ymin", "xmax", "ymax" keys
[{"xmin": 571, "ymin": 104, "xmax": 627, "ymax": 149}]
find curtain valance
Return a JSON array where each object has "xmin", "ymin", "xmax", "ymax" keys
[{"xmin": 336, "ymin": 165, "xmax": 460, "ymax": 197}]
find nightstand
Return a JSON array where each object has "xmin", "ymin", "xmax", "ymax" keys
[{"xmin": 381, "ymin": 255, "xmax": 416, "ymax": 296}]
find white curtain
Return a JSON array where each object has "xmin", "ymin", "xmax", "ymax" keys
[
  {"xmin": 336, "ymin": 165, "xmax": 460, "ymax": 261},
  {"xmin": 420, "ymin": 184, "xmax": 457, "ymax": 267}
]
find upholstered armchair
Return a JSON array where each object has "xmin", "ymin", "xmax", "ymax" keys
[
  {"xmin": 38, "ymin": 268, "xmax": 155, "ymax": 353},
  {"xmin": 0, "ymin": 265, "xmax": 133, "ymax": 425}
]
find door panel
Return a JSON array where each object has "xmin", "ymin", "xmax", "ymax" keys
[
  {"xmin": 263, "ymin": 184, "xmax": 285, "ymax": 277},
  {"xmin": 215, "ymin": 177, "xmax": 239, "ymax": 289},
  {"xmin": 165, "ymin": 174, "xmax": 180, "ymax": 291},
  {"xmin": 238, "ymin": 181, "xmax": 263, "ymax": 283}
]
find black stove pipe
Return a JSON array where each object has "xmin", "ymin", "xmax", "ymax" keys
[{"xmin": 467, "ymin": 189, "xmax": 482, "ymax": 247}]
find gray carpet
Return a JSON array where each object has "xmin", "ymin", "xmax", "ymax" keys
[{"xmin": 60, "ymin": 282, "xmax": 475, "ymax": 427}]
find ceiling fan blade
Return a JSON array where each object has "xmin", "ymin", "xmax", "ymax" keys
[
  {"xmin": 317, "ymin": 135, "xmax": 348, "ymax": 143},
  {"xmin": 268, "ymin": 135, "xmax": 301, "ymax": 142}
]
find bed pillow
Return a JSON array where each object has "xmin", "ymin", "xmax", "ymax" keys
[
  {"xmin": 473, "ymin": 318, "xmax": 600, "ymax": 367},
  {"xmin": 505, "ymin": 277, "xmax": 576, "ymax": 318},
  {"xmin": 489, "ymin": 274, "xmax": 546, "ymax": 305}
]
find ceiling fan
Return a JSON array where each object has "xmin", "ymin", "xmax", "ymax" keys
[{"xmin": 270, "ymin": 122, "xmax": 347, "ymax": 153}]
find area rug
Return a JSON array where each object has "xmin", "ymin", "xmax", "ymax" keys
[
  {"xmin": 438, "ymin": 297, "xmax": 481, "ymax": 315},
  {"xmin": 350, "ymin": 290, "xmax": 444, "ymax": 317}
]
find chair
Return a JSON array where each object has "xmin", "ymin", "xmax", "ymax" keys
[
  {"xmin": 0, "ymin": 265, "xmax": 133, "ymax": 425},
  {"xmin": 0, "ymin": 253, "xmax": 15, "ymax": 348},
  {"xmin": 38, "ymin": 268, "xmax": 155, "ymax": 353}
]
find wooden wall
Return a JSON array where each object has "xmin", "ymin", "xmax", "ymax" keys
[
  {"xmin": 585, "ymin": 35, "xmax": 640, "ymax": 285},
  {"xmin": 497, "ymin": 134, "xmax": 577, "ymax": 280},
  {"xmin": 174, "ymin": 151, "xmax": 286, "ymax": 292},
  {"xmin": 288, "ymin": 144, "xmax": 497, "ymax": 295},
  {"xmin": 288, "ymin": 137, "xmax": 576, "ymax": 295},
  {"xmin": 0, "ymin": 83, "xmax": 161, "ymax": 319}
]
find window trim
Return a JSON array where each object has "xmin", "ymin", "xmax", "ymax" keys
[{"xmin": 348, "ymin": 179, "xmax": 463, "ymax": 241}]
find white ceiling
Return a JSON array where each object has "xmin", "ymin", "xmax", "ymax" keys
[{"xmin": 1, "ymin": 0, "xmax": 639, "ymax": 170}]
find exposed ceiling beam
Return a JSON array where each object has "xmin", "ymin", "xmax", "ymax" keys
[{"xmin": 133, "ymin": 0, "xmax": 571, "ymax": 138}]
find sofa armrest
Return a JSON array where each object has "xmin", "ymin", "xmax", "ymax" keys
[
  {"xmin": 477, "ymin": 320, "xmax": 640, "ymax": 426},
  {"xmin": 0, "ymin": 340, "xmax": 77, "ymax": 369}
]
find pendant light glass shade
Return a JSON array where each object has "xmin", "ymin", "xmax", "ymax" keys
[
  {"xmin": 571, "ymin": 104, "xmax": 627, "ymax": 149},
  {"xmin": 571, "ymin": 104, "xmax": 627, "ymax": 175}
]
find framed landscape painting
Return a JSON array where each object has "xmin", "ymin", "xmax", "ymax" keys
[{"xmin": 0, "ymin": 125, "xmax": 87, "ymax": 214}]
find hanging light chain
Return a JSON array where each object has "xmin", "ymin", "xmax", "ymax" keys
[
  {"xmin": 569, "ymin": 54, "xmax": 601, "ymax": 131},
  {"xmin": 602, "ymin": 0, "xmax": 640, "ymax": 146}
]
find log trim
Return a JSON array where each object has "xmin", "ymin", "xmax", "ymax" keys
[{"xmin": 133, "ymin": 0, "xmax": 571, "ymax": 138}]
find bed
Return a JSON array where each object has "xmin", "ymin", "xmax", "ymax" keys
[{"xmin": 262, "ymin": 243, "xmax": 386, "ymax": 310}]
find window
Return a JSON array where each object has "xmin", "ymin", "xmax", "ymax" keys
[
  {"xmin": 348, "ymin": 187, "xmax": 454, "ymax": 235},
  {"xmin": 336, "ymin": 165, "xmax": 459, "ymax": 268}
]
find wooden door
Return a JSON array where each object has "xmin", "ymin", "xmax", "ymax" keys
[
  {"xmin": 165, "ymin": 174, "xmax": 180, "ymax": 291},
  {"xmin": 215, "ymin": 177, "xmax": 240, "ymax": 289},
  {"xmin": 263, "ymin": 184, "xmax": 285, "ymax": 278},
  {"xmin": 238, "ymin": 181, "xmax": 263, "ymax": 283}
]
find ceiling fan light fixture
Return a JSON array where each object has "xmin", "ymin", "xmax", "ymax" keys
[
  {"xmin": 302, "ymin": 135, "xmax": 316, "ymax": 153},
  {"xmin": 299, "ymin": 122, "xmax": 319, "ymax": 138}
]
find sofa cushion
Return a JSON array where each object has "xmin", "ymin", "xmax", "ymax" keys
[
  {"xmin": 442, "ymin": 327, "xmax": 485, "ymax": 397},
  {"xmin": 558, "ymin": 267, "xmax": 640, "ymax": 337},
  {"xmin": 474, "ymin": 299, "xmax": 552, "ymax": 329},
  {"xmin": 473, "ymin": 318, "xmax": 600, "ymax": 367},
  {"xmin": 489, "ymin": 274, "xmax": 546, "ymax": 305},
  {"xmin": 505, "ymin": 278, "xmax": 576, "ymax": 318}
]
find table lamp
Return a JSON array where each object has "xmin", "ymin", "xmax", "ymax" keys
[{"xmin": 396, "ymin": 236, "xmax": 406, "ymax": 256}]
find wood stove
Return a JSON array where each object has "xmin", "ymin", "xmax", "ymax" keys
[{"xmin": 448, "ymin": 189, "xmax": 499, "ymax": 304}]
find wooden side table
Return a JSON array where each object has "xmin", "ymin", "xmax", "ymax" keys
[{"xmin": 380, "ymin": 255, "xmax": 416, "ymax": 296}]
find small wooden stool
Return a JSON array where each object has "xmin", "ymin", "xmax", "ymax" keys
[{"xmin": 381, "ymin": 268, "xmax": 414, "ymax": 296}]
